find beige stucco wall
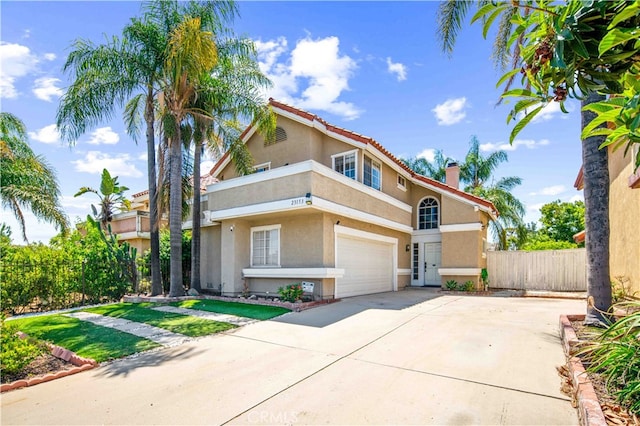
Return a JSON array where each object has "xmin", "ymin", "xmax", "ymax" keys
[
  {"xmin": 200, "ymin": 225, "xmax": 222, "ymax": 291},
  {"xmin": 441, "ymin": 232, "xmax": 482, "ymax": 268},
  {"xmin": 608, "ymin": 147, "xmax": 640, "ymax": 295},
  {"xmin": 441, "ymin": 196, "xmax": 483, "ymax": 225}
]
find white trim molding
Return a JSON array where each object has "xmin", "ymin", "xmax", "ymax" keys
[
  {"xmin": 397, "ymin": 268, "xmax": 412, "ymax": 276},
  {"xmin": 439, "ymin": 223, "xmax": 483, "ymax": 233},
  {"xmin": 242, "ymin": 268, "xmax": 345, "ymax": 279},
  {"xmin": 438, "ymin": 268, "xmax": 481, "ymax": 276},
  {"xmin": 334, "ymin": 224, "xmax": 399, "ymax": 244}
]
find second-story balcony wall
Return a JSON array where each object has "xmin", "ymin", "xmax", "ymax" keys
[
  {"xmin": 109, "ymin": 211, "xmax": 151, "ymax": 236},
  {"xmin": 204, "ymin": 161, "xmax": 412, "ymax": 231}
]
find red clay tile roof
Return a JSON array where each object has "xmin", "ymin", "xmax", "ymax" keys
[
  {"xmin": 574, "ymin": 166, "xmax": 584, "ymax": 190},
  {"xmin": 210, "ymin": 98, "xmax": 497, "ymax": 215}
]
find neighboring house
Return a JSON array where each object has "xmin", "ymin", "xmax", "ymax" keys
[
  {"xmin": 194, "ymin": 99, "xmax": 497, "ymax": 299},
  {"xmin": 107, "ymin": 191, "xmax": 157, "ymax": 256},
  {"xmin": 573, "ymin": 143, "xmax": 640, "ymax": 295}
]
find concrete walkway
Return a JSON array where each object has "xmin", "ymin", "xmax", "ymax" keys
[
  {"xmin": 64, "ymin": 312, "xmax": 190, "ymax": 347},
  {"xmin": 3, "ymin": 291, "xmax": 584, "ymax": 425},
  {"xmin": 151, "ymin": 305, "xmax": 257, "ymax": 326}
]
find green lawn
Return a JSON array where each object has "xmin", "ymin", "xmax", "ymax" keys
[
  {"xmin": 84, "ymin": 303, "xmax": 236, "ymax": 337},
  {"xmin": 170, "ymin": 299, "xmax": 291, "ymax": 320},
  {"xmin": 9, "ymin": 314, "xmax": 160, "ymax": 363}
]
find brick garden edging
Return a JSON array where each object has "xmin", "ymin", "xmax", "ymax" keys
[
  {"xmin": 559, "ymin": 314, "xmax": 607, "ymax": 426},
  {"xmin": 124, "ymin": 294, "xmax": 338, "ymax": 312},
  {"xmin": 1, "ymin": 333, "xmax": 97, "ymax": 393}
]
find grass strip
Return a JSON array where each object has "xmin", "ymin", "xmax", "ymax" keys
[
  {"xmin": 84, "ymin": 303, "xmax": 236, "ymax": 337},
  {"xmin": 170, "ymin": 299, "xmax": 291, "ymax": 320},
  {"xmin": 10, "ymin": 314, "xmax": 160, "ymax": 363}
]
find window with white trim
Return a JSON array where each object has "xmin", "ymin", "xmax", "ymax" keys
[
  {"xmin": 332, "ymin": 150, "xmax": 357, "ymax": 180},
  {"xmin": 363, "ymin": 156, "xmax": 381, "ymax": 190},
  {"xmin": 251, "ymin": 225, "xmax": 280, "ymax": 267},
  {"xmin": 418, "ymin": 197, "xmax": 439, "ymax": 230},
  {"xmin": 253, "ymin": 162, "xmax": 270, "ymax": 173}
]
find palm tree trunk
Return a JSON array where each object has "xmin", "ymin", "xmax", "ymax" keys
[
  {"xmin": 190, "ymin": 139, "xmax": 202, "ymax": 292},
  {"xmin": 146, "ymin": 87, "xmax": 163, "ymax": 296},
  {"xmin": 582, "ymin": 91, "xmax": 611, "ymax": 326},
  {"xmin": 169, "ymin": 126, "xmax": 185, "ymax": 297}
]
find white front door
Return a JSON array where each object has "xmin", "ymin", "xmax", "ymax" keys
[{"xmin": 423, "ymin": 242, "xmax": 441, "ymax": 286}]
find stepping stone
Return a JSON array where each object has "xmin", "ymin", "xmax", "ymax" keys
[
  {"xmin": 151, "ymin": 305, "xmax": 257, "ymax": 326},
  {"xmin": 65, "ymin": 312, "xmax": 189, "ymax": 347}
]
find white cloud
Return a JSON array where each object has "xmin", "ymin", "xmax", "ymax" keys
[
  {"xmin": 417, "ymin": 148, "xmax": 436, "ymax": 163},
  {"xmin": 569, "ymin": 194, "xmax": 584, "ymax": 203},
  {"xmin": 72, "ymin": 151, "xmax": 143, "ymax": 178},
  {"xmin": 138, "ymin": 152, "xmax": 148, "ymax": 161},
  {"xmin": 480, "ymin": 138, "xmax": 550, "ymax": 152},
  {"xmin": 527, "ymin": 202, "xmax": 546, "ymax": 212},
  {"xmin": 43, "ymin": 53, "xmax": 56, "ymax": 61},
  {"xmin": 28, "ymin": 124, "xmax": 60, "ymax": 144},
  {"xmin": 518, "ymin": 101, "xmax": 575, "ymax": 124},
  {"xmin": 32, "ymin": 77, "xmax": 63, "ymax": 101},
  {"xmin": 432, "ymin": 97, "xmax": 467, "ymax": 126},
  {"xmin": 255, "ymin": 36, "xmax": 361, "ymax": 120},
  {"xmin": 386, "ymin": 57, "xmax": 407, "ymax": 81},
  {"xmin": 86, "ymin": 127, "xmax": 119, "ymax": 145},
  {"xmin": 0, "ymin": 42, "xmax": 39, "ymax": 98},
  {"xmin": 530, "ymin": 185, "xmax": 566, "ymax": 196}
]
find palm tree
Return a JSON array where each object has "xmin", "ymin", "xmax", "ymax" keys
[
  {"xmin": 57, "ymin": 15, "xmax": 166, "ymax": 296},
  {"xmin": 582, "ymin": 92, "xmax": 611, "ymax": 326},
  {"xmin": 402, "ymin": 150, "xmax": 453, "ymax": 183},
  {"xmin": 186, "ymin": 40, "xmax": 275, "ymax": 292},
  {"xmin": 159, "ymin": 16, "xmax": 218, "ymax": 297},
  {"xmin": 460, "ymin": 136, "xmax": 525, "ymax": 250},
  {"xmin": 436, "ymin": 1, "xmax": 613, "ymax": 322},
  {"xmin": 57, "ymin": 1, "xmax": 238, "ymax": 297},
  {"xmin": 0, "ymin": 113, "xmax": 68, "ymax": 242},
  {"xmin": 74, "ymin": 168, "xmax": 131, "ymax": 229}
]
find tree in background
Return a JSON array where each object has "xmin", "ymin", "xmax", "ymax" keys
[
  {"xmin": 459, "ymin": 136, "xmax": 525, "ymax": 250},
  {"xmin": 74, "ymin": 169, "xmax": 131, "ymax": 229},
  {"xmin": 539, "ymin": 200, "xmax": 585, "ymax": 244},
  {"xmin": 401, "ymin": 150, "xmax": 453, "ymax": 183},
  {"xmin": 0, "ymin": 113, "xmax": 68, "ymax": 242},
  {"xmin": 436, "ymin": 0, "xmax": 639, "ymax": 325}
]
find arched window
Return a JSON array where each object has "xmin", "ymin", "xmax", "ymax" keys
[{"xmin": 418, "ymin": 197, "xmax": 439, "ymax": 230}]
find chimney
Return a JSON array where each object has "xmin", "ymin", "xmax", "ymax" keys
[{"xmin": 446, "ymin": 162, "xmax": 460, "ymax": 189}]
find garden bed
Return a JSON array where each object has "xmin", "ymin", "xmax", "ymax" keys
[
  {"xmin": 559, "ymin": 314, "xmax": 639, "ymax": 426},
  {"xmin": 1, "ymin": 335, "xmax": 97, "ymax": 392}
]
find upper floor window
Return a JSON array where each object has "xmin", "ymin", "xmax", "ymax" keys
[
  {"xmin": 265, "ymin": 126, "xmax": 287, "ymax": 146},
  {"xmin": 253, "ymin": 162, "xmax": 270, "ymax": 173},
  {"xmin": 397, "ymin": 174, "xmax": 407, "ymax": 191},
  {"xmin": 251, "ymin": 224, "xmax": 280, "ymax": 267},
  {"xmin": 418, "ymin": 197, "xmax": 439, "ymax": 230},
  {"xmin": 364, "ymin": 156, "xmax": 381, "ymax": 190},
  {"xmin": 332, "ymin": 150, "xmax": 357, "ymax": 180}
]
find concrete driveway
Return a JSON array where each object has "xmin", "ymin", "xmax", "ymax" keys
[{"xmin": 1, "ymin": 290, "xmax": 584, "ymax": 425}]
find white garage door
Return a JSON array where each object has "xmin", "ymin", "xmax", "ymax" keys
[{"xmin": 336, "ymin": 235, "xmax": 394, "ymax": 298}]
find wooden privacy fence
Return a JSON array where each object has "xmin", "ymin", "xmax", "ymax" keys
[{"xmin": 486, "ymin": 248, "xmax": 587, "ymax": 291}]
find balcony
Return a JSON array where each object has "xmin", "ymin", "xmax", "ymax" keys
[{"xmin": 202, "ymin": 160, "xmax": 413, "ymax": 233}]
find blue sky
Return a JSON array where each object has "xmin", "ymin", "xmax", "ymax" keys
[{"xmin": 1, "ymin": 1, "xmax": 584, "ymax": 243}]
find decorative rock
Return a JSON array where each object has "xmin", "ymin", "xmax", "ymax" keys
[
  {"xmin": 248, "ymin": 295, "xmax": 257, "ymax": 300},
  {"xmin": 187, "ymin": 288, "xmax": 199, "ymax": 296}
]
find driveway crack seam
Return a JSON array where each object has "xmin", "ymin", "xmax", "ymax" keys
[
  {"xmin": 351, "ymin": 358, "xmax": 572, "ymax": 403},
  {"xmin": 220, "ymin": 314, "xmax": 423, "ymax": 425}
]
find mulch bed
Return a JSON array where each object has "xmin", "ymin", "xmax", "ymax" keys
[
  {"xmin": 564, "ymin": 320, "xmax": 639, "ymax": 425},
  {"xmin": 1, "ymin": 353, "xmax": 74, "ymax": 385}
]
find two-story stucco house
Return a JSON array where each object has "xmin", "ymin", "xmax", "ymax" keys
[{"xmin": 194, "ymin": 99, "xmax": 497, "ymax": 299}]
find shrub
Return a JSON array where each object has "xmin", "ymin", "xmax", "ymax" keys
[
  {"xmin": 462, "ymin": 280, "xmax": 475, "ymax": 292},
  {"xmin": 580, "ymin": 300, "xmax": 640, "ymax": 414},
  {"xmin": 278, "ymin": 283, "xmax": 303, "ymax": 302},
  {"xmin": 445, "ymin": 280, "xmax": 458, "ymax": 291},
  {"xmin": 0, "ymin": 314, "xmax": 45, "ymax": 377}
]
